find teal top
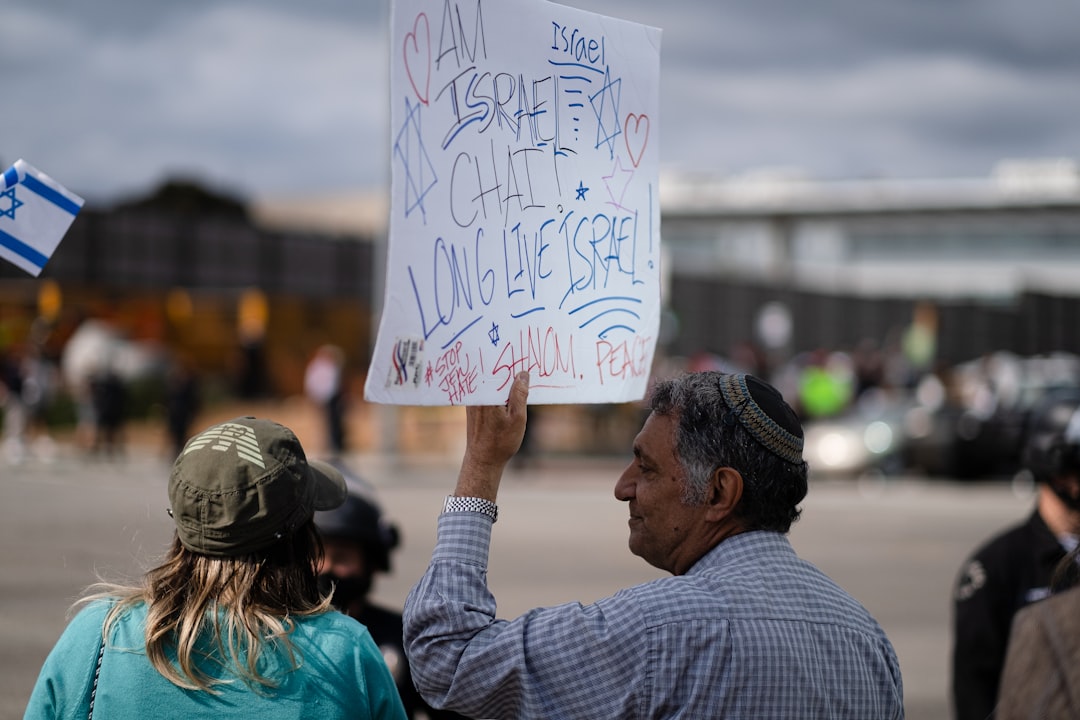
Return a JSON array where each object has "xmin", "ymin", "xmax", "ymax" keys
[{"xmin": 25, "ymin": 600, "xmax": 407, "ymax": 720}]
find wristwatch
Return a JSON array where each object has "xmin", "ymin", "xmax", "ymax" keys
[{"xmin": 443, "ymin": 495, "xmax": 499, "ymax": 522}]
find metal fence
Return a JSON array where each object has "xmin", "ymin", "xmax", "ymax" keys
[
  {"xmin": 1, "ymin": 208, "xmax": 374, "ymax": 301},
  {"xmin": 668, "ymin": 275, "xmax": 1080, "ymax": 367}
]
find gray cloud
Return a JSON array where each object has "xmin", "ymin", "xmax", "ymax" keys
[
  {"xmin": 3, "ymin": 0, "xmax": 1078, "ymax": 202},
  {"xmin": 3, "ymin": 1, "xmax": 388, "ymax": 201}
]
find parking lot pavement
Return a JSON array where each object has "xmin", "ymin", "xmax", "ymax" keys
[{"xmin": 1, "ymin": 445, "xmax": 1036, "ymax": 720}]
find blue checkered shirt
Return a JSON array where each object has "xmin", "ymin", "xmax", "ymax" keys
[{"xmin": 404, "ymin": 512, "xmax": 904, "ymax": 719}]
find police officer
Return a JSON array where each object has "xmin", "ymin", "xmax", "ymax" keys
[
  {"xmin": 315, "ymin": 482, "xmax": 467, "ymax": 720},
  {"xmin": 952, "ymin": 387, "xmax": 1080, "ymax": 720}
]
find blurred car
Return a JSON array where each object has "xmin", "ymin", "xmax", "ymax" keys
[
  {"xmin": 803, "ymin": 387, "xmax": 912, "ymax": 479},
  {"xmin": 903, "ymin": 351, "xmax": 1080, "ymax": 479}
]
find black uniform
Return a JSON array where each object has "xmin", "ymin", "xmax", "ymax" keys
[
  {"xmin": 951, "ymin": 509, "xmax": 1073, "ymax": 720},
  {"xmin": 316, "ymin": 485, "xmax": 466, "ymax": 719},
  {"xmin": 356, "ymin": 602, "xmax": 467, "ymax": 720}
]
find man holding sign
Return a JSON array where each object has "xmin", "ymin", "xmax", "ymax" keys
[{"xmin": 403, "ymin": 370, "xmax": 905, "ymax": 718}]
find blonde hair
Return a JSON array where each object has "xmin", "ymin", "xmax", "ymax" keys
[{"xmin": 81, "ymin": 521, "xmax": 331, "ymax": 692}]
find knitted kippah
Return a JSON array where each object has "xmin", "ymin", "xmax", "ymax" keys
[{"xmin": 718, "ymin": 373, "xmax": 804, "ymax": 465}]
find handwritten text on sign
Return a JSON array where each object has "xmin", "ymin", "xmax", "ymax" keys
[{"xmin": 366, "ymin": 0, "xmax": 661, "ymax": 405}]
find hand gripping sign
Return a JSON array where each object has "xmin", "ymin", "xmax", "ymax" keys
[{"xmin": 366, "ymin": 0, "xmax": 662, "ymax": 406}]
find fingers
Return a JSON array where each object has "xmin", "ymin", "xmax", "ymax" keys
[
  {"xmin": 455, "ymin": 375, "xmax": 531, "ymax": 498},
  {"xmin": 462, "ymin": 373, "xmax": 531, "ymax": 465},
  {"xmin": 507, "ymin": 371, "xmax": 530, "ymax": 414}
]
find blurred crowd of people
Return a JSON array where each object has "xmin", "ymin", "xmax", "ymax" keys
[
  {"xmin": 0, "ymin": 314, "xmax": 361, "ymax": 466},
  {"xmin": 0, "ymin": 326, "xmax": 59, "ymax": 464},
  {"xmin": 685, "ymin": 326, "xmax": 936, "ymax": 425},
  {"xmin": 1, "ymin": 316, "xmax": 156, "ymax": 463},
  {"xmin": 681, "ymin": 330, "xmax": 1080, "ymax": 484}
]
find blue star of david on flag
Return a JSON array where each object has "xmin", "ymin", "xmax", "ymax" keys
[
  {"xmin": 0, "ymin": 159, "xmax": 84, "ymax": 277},
  {"xmin": 0, "ymin": 188, "xmax": 24, "ymax": 220}
]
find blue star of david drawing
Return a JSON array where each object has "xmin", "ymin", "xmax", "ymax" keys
[
  {"xmin": 0, "ymin": 187, "xmax": 23, "ymax": 220},
  {"xmin": 575, "ymin": 181, "xmax": 589, "ymax": 200},
  {"xmin": 488, "ymin": 321, "xmax": 500, "ymax": 346},
  {"xmin": 590, "ymin": 67, "xmax": 622, "ymax": 160},
  {"xmin": 394, "ymin": 96, "xmax": 438, "ymax": 223}
]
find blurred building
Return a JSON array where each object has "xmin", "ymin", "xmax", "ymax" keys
[
  {"xmin": 0, "ymin": 180, "xmax": 377, "ymax": 399},
  {"xmin": 252, "ymin": 158, "xmax": 1080, "ymax": 368},
  {"xmin": 3, "ymin": 160, "xmax": 1079, "ymax": 445},
  {"xmin": 660, "ymin": 159, "xmax": 1080, "ymax": 365}
]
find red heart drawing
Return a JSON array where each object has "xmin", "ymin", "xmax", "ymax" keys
[
  {"xmin": 404, "ymin": 13, "xmax": 431, "ymax": 106},
  {"xmin": 624, "ymin": 113, "xmax": 650, "ymax": 168}
]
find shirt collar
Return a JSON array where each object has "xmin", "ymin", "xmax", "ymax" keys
[{"xmin": 685, "ymin": 530, "xmax": 795, "ymax": 576}]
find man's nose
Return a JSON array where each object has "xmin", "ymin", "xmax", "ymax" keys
[{"xmin": 614, "ymin": 464, "xmax": 635, "ymax": 502}]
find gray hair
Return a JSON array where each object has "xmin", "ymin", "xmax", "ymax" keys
[{"xmin": 647, "ymin": 371, "xmax": 809, "ymax": 533}]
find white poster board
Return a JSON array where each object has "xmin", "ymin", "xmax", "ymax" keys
[{"xmin": 366, "ymin": 0, "xmax": 661, "ymax": 405}]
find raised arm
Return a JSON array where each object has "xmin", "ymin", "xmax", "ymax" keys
[{"xmin": 453, "ymin": 371, "xmax": 530, "ymax": 502}]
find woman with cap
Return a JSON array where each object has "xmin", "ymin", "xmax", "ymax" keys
[{"xmin": 25, "ymin": 417, "xmax": 407, "ymax": 720}]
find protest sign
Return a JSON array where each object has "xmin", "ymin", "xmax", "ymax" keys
[
  {"xmin": 366, "ymin": 0, "xmax": 661, "ymax": 405},
  {"xmin": 0, "ymin": 159, "xmax": 84, "ymax": 277}
]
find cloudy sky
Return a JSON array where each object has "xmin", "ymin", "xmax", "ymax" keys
[{"xmin": 4, "ymin": 0, "xmax": 1079, "ymax": 204}]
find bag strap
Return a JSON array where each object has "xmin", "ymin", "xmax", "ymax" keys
[{"xmin": 87, "ymin": 628, "xmax": 105, "ymax": 720}]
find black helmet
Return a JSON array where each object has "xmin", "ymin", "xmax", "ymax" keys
[
  {"xmin": 1022, "ymin": 387, "xmax": 1080, "ymax": 485},
  {"xmin": 315, "ymin": 491, "xmax": 400, "ymax": 572}
]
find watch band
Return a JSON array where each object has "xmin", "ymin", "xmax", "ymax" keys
[{"xmin": 443, "ymin": 495, "xmax": 499, "ymax": 523}]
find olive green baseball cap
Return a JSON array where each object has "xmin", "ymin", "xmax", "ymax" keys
[{"xmin": 168, "ymin": 417, "xmax": 347, "ymax": 557}]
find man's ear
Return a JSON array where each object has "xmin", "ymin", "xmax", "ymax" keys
[{"xmin": 705, "ymin": 467, "xmax": 743, "ymax": 521}]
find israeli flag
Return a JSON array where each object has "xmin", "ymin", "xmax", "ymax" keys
[{"xmin": 0, "ymin": 159, "xmax": 84, "ymax": 277}]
